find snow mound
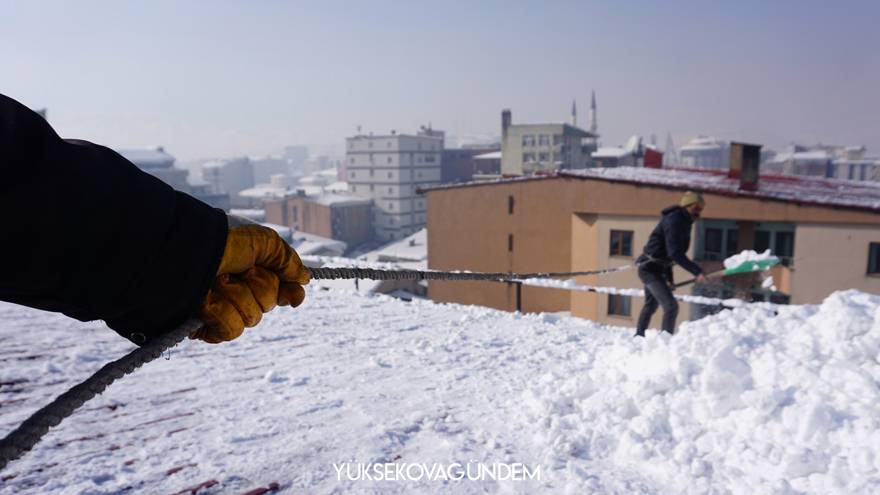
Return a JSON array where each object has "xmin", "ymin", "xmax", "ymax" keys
[
  {"xmin": 522, "ymin": 289, "xmax": 880, "ymax": 494},
  {"xmin": 1, "ymin": 290, "xmax": 879, "ymax": 494}
]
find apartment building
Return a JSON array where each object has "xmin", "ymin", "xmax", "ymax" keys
[
  {"xmin": 423, "ymin": 153, "xmax": 880, "ymax": 329},
  {"xmin": 345, "ymin": 129, "xmax": 442, "ymax": 241},
  {"xmin": 500, "ymin": 109, "xmax": 597, "ymax": 175}
]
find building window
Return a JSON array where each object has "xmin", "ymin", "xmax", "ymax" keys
[
  {"xmin": 538, "ymin": 152, "xmax": 549, "ymax": 162},
  {"xmin": 368, "ymin": 141, "xmax": 373, "ymax": 148},
  {"xmin": 370, "ymin": 169, "xmax": 374, "ymax": 177},
  {"xmin": 388, "ymin": 171, "xmax": 392, "ymax": 179},
  {"xmin": 350, "ymin": 157, "xmax": 355, "ymax": 164},
  {"xmin": 868, "ymin": 243, "xmax": 880, "ymax": 274},
  {"xmin": 388, "ymin": 187, "xmax": 393, "ymax": 194},
  {"xmin": 704, "ymin": 227, "xmax": 724, "ymax": 259},
  {"xmin": 523, "ymin": 153, "xmax": 536, "ymax": 163},
  {"xmin": 538, "ymin": 135, "xmax": 550, "ymax": 146},
  {"xmin": 508, "ymin": 195, "xmax": 514, "ymax": 215},
  {"xmin": 775, "ymin": 231, "xmax": 795, "ymax": 260},
  {"xmin": 387, "ymin": 156, "xmax": 392, "ymax": 164},
  {"xmin": 508, "ymin": 234, "xmax": 513, "ymax": 252},
  {"xmin": 607, "ymin": 294, "xmax": 632, "ymax": 316},
  {"xmin": 350, "ymin": 171, "xmax": 355, "ymax": 178},
  {"xmin": 425, "ymin": 155, "xmax": 435, "ymax": 163},
  {"xmin": 388, "ymin": 202, "xmax": 393, "ymax": 210},
  {"xmin": 553, "ymin": 134, "xmax": 562, "ymax": 145},
  {"xmin": 522, "ymin": 135, "xmax": 535, "ymax": 147},
  {"xmin": 351, "ymin": 185, "xmax": 357, "ymax": 192},
  {"xmin": 609, "ymin": 230, "xmax": 633, "ymax": 256}
]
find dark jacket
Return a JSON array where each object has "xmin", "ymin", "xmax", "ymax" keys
[
  {"xmin": 0, "ymin": 93, "xmax": 227, "ymax": 344},
  {"xmin": 636, "ymin": 205, "xmax": 703, "ymax": 281}
]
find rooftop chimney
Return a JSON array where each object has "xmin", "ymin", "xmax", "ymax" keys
[
  {"xmin": 729, "ymin": 142, "xmax": 762, "ymax": 191},
  {"xmin": 501, "ymin": 109, "xmax": 511, "ymax": 139}
]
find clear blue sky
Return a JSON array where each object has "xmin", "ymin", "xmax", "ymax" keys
[{"xmin": 2, "ymin": 0, "xmax": 878, "ymax": 161}]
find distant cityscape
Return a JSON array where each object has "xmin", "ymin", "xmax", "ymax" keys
[{"xmin": 36, "ymin": 94, "xmax": 880, "ymax": 323}]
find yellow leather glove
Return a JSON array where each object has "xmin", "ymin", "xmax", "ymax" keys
[{"xmin": 193, "ymin": 221, "xmax": 310, "ymax": 343}]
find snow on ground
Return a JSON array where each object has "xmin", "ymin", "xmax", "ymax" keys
[{"xmin": 2, "ymin": 289, "xmax": 880, "ymax": 494}]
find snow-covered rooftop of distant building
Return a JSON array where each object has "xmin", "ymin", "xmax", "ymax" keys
[
  {"xmin": 229, "ymin": 209, "xmax": 266, "ymax": 222},
  {"xmin": 323, "ymin": 181, "xmax": 349, "ymax": 193},
  {"xmin": 474, "ymin": 151, "xmax": 502, "ymax": 160},
  {"xmin": 289, "ymin": 230, "xmax": 347, "ymax": 256},
  {"xmin": 303, "ymin": 193, "xmax": 371, "ymax": 207},
  {"xmin": 422, "ymin": 166, "xmax": 880, "ymax": 212},
  {"xmin": 592, "ymin": 147, "xmax": 631, "ymax": 158},
  {"xmin": 116, "ymin": 147, "xmax": 175, "ymax": 169},
  {"xmin": 238, "ymin": 184, "xmax": 290, "ymax": 199},
  {"xmin": 680, "ymin": 136, "xmax": 729, "ymax": 151},
  {"xmin": 368, "ymin": 228, "xmax": 427, "ymax": 264},
  {"xmin": 769, "ymin": 150, "xmax": 830, "ymax": 162}
]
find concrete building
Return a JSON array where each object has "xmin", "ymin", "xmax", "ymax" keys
[
  {"xmin": 345, "ymin": 128, "xmax": 443, "ymax": 241},
  {"xmin": 764, "ymin": 144, "xmax": 880, "ymax": 181},
  {"xmin": 442, "ymin": 146, "xmax": 502, "ymax": 183},
  {"xmin": 423, "ymin": 159, "xmax": 880, "ymax": 330},
  {"xmin": 265, "ymin": 191, "xmax": 373, "ymax": 248},
  {"xmin": 500, "ymin": 109, "xmax": 598, "ymax": 175},
  {"xmin": 202, "ymin": 157, "xmax": 255, "ymax": 207},
  {"xmin": 680, "ymin": 136, "xmax": 730, "ymax": 170}
]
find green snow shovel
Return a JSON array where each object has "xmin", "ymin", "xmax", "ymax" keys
[{"xmin": 674, "ymin": 258, "xmax": 780, "ymax": 288}]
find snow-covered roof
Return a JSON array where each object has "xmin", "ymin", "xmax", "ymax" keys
[
  {"xmin": 324, "ymin": 181, "xmax": 350, "ymax": 193},
  {"xmin": 307, "ymin": 193, "xmax": 372, "ymax": 207},
  {"xmin": 229, "ymin": 209, "xmax": 266, "ymax": 222},
  {"xmin": 290, "ymin": 230, "xmax": 347, "ymax": 256},
  {"xmin": 116, "ymin": 147, "xmax": 175, "ymax": 169},
  {"xmin": 592, "ymin": 147, "xmax": 631, "ymax": 158},
  {"xmin": 238, "ymin": 184, "xmax": 290, "ymax": 199},
  {"xmin": 4, "ymin": 288, "xmax": 880, "ymax": 493},
  {"xmin": 768, "ymin": 150, "xmax": 830, "ymax": 163},
  {"xmin": 474, "ymin": 151, "xmax": 502, "ymax": 160},
  {"xmin": 370, "ymin": 228, "xmax": 427, "ymax": 263},
  {"xmin": 422, "ymin": 166, "xmax": 880, "ymax": 212},
  {"xmin": 680, "ymin": 136, "xmax": 728, "ymax": 151}
]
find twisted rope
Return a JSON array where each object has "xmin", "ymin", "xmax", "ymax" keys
[
  {"xmin": 0, "ymin": 319, "xmax": 201, "ymax": 472},
  {"xmin": 0, "ymin": 265, "xmax": 630, "ymax": 472},
  {"xmin": 307, "ymin": 265, "xmax": 631, "ymax": 282}
]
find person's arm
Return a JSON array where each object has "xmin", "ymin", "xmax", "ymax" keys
[
  {"xmin": 663, "ymin": 214, "xmax": 702, "ymax": 277},
  {"xmin": 0, "ymin": 93, "xmax": 228, "ymax": 344}
]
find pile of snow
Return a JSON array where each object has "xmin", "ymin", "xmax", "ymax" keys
[
  {"xmin": 1, "ymin": 289, "xmax": 879, "ymax": 493},
  {"xmin": 723, "ymin": 249, "xmax": 779, "ymax": 270}
]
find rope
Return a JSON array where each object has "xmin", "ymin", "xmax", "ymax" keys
[
  {"xmin": 0, "ymin": 263, "xmax": 629, "ymax": 472},
  {"xmin": 307, "ymin": 265, "xmax": 631, "ymax": 282},
  {"xmin": 0, "ymin": 319, "xmax": 201, "ymax": 472}
]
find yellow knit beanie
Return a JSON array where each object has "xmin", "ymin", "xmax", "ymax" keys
[{"xmin": 680, "ymin": 191, "xmax": 705, "ymax": 208}]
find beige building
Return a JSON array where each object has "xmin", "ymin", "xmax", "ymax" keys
[
  {"xmin": 423, "ymin": 166, "xmax": 880, "ymax": 329},
  {"xmin": 500, "ymin": 109, "xmax": 598, "ymax": 175}
]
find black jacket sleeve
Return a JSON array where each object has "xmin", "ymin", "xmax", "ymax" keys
[
  {"xmin": 663, "ymin": 212, "xmax": 703, "ymax": 277},
  {"xmin": 0, "ymin": 93, "xmax": 227, "ymax": 344}
]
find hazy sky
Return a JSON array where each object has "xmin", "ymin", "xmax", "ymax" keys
[{"xmin": 2, "ymin": 0, "xmax": 878, "ymax": 162}]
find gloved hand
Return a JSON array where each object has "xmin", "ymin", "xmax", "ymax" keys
[{"xmin": 193, "ymin": 218, "xmax": 310, "ymax": 343}]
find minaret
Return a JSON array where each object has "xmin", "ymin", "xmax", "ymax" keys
[
  {"xmin": 571, "ymin": 99, "xmax": 577, "ymax": 126},
  {"xmin": 589, "ymin": 90, "xmax": 598, "ymax": 134},
  {"xmin": 664, "ymin": 131, "xmax": 679, "ymax": 165}
]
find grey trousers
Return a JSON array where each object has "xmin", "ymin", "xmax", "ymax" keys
[{"xmin": 635, "ymin": 267, "xmax": 679, "ymax": 336}]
